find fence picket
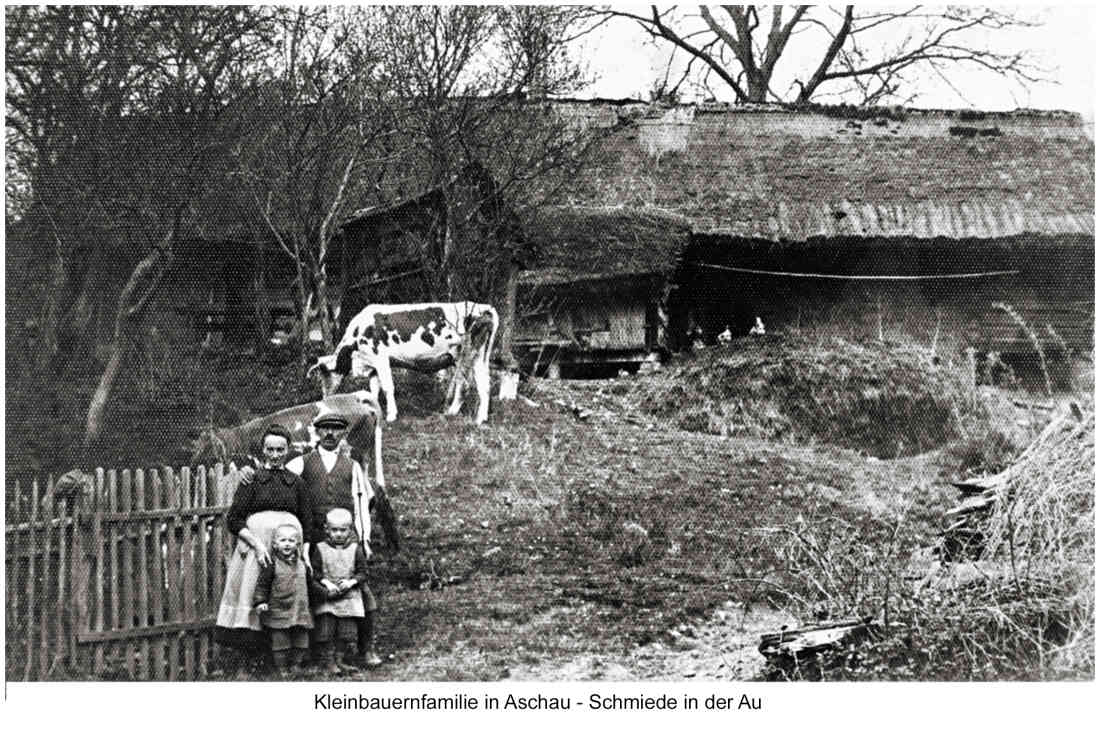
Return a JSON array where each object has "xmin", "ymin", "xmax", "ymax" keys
[
  {"xmin": 107, "ymin": 470, "xmax": 120, "ymax": 634},
  {"xmin": 10, "ymin": 479, "xmax": 21, "ymax": 677},
  {"xmin": 195, "ymin": 466, "xmax": 210, "ymax": 678},
  {"xmin": 106, "ymin": 469, "xmax": 120, "ymax": 674},
  {"xmin": 134, "ymin": 469, "xmax": 151, "ymax": 680},
  {"xmin": 164, "ymin": 466, "xmax": 181, "ymax": 681},
  {"xmin": 56, "ymin": 484, "xmax": 71, "ymax": 679},
  {"xmin": 149, "ymin": 469, "xmax": 166, "ymax": 680},
  {"xmin": 38, "ymin": 476, "xmax": 56, "ymax": 679},
  {"xmin": 93, "ymin": 469, "xmax": 108, "ymax": 675},
  {"xmin": 119, "ymin": 470, "xmax": 135, "ymax": 677},
  {"xmin": 24, "ymin": 478, "xmax": 40, "ymax": 680},
  {"xmin": 211, "ymin": 464, "xmax": 227, "ymax": 607},
  {"xmin": 69, "ymin": 475, "xmax": 90, "ymax": 677},
  {"xmin": 180, "ymin": 468, "xmax": 196, "ymax": 679},
  {"xmin": 11, "ymin": 463, "xmax": 234, "ymax": 682}
]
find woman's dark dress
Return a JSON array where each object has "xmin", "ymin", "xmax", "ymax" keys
[{"xmin": 213, "ymin": 468, "xmax": 312, "ymax": 650}]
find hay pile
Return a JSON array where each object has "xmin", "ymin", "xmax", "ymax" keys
[
  {"xmin": 636, "ymin": 335, "xmax": 972, "ymax": 457},
  {"xmin": 976, "ymin": 405, "xmax": 1095, "ymax": 675}
]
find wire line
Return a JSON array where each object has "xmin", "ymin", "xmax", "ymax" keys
[{"xmin": 688, "ymin": 261, "xmax": 1020, "ymax": 281}]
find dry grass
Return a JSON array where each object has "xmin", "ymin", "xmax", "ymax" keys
[{"xmin": 763, "ymin": 399, "xmax": 1094, "ymax": 680}]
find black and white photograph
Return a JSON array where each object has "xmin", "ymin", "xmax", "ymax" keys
[{"xmin": 3, "ymin": 2, "xmax": 1094, "ymax": 709}]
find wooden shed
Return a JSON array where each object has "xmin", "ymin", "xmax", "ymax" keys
[
  {"xmin": 338, "ymin": 161, "xmax": 519, "ymax": 317},
  {"xmin": 515, "ymin": 206, "xmax": 691, "ymax": 377},
  {"xmin": 551, "ymin": 102, "xmax": 1094, "ymax": 361}
]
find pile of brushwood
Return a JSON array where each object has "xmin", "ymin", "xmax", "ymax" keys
[
  {"xmin": 762, "ymin": 402, "xmax": 1094, "ymax": 680},
  {"xmin": 635, "ymin": 335, "xmax": 974, "ymax": 458},
  {"xmin": 937, "ymin": 403, "xmax": 1095, "ymax": 677}
]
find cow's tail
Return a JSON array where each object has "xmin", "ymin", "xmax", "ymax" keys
[
  {"xmin": 370, "ymin": 408, "xmax": 400, "ymax": 550},
  {"xmin": 373, "ymin": 410, "xmax": 385, "ymax": 490}
]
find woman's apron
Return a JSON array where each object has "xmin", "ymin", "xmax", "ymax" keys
[{"xmin": 215, "ymin": 510, "xmax": 303, "ymax": 632}]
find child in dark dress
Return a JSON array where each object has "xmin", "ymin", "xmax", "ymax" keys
[
  {"xmin": 310, "ymin": 508, "xmax": 380, "ymax": 672},
  {"xmin": 253, "ymin": 523, "xmax": 313, "ymax": 674}
]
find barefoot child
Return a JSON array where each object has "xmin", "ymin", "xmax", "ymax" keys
[
  {"xmin": 253, "ymin": 523, "xmax": 313, "ymax": 674},
  {"xmin": 310, "ymin": 508, "xmax": 381, "ymax": 672}
]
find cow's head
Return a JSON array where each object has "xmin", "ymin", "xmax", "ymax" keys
[{"xmin": 307, "ymin": 346, "xmax": 350, "ymax": 397}]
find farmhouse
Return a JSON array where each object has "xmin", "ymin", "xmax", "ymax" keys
[
  {"xmin": 17, "ymin": 101, "xmax": 1087, "ymax": 378},
  {"xmin": 531, "ymin": 102, "xmax": 1093, "ymax": 370}
]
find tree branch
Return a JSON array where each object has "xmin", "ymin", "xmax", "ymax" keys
[{"xmin": 797, "ymin": 5, "xmax": 854, "ymax": 103}]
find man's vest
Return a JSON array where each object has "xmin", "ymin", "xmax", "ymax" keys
[{"xmin": 300, "ymin": 451, "xmax": 355, "ymax": 540}]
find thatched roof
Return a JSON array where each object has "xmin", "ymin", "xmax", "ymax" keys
[
  {"xmin": 555, "ymin": 103, "xmax": 1094, "ymax": 242},
  {"xmin": 519, "ymin": 206, "xmax": 692, "ymax": 288}
]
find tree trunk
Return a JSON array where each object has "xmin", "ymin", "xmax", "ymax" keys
[
  {"xmin": 498, "ymin": 259, "xmax": 519, "ymax": 369},
  {"xmin": 497, "ymin": 259, "xmax": 520, "ymax": 400},
  {"xmin": 315, "ymin": 271, "xmax": 334, "ymax": 348},
  {"xmin": 252, "ymin": 251, "xmax": 272, "ymax": 351},
  {"xmin": 82, "ymin": 342, "xmax": 125, "ymax": 459},
  {"xmin": 35, "ymin": 250, "xmax": 67, "ymax": 372},
  {"xmin": 82, "ymin": 245, "xmax": 171, "ymax": 458}
]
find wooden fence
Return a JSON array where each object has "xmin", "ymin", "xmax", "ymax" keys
[{"xmin": 6, "ymin": 464, "xmax": 240, "ymax": 681}]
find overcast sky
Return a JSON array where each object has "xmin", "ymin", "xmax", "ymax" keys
[{"xmin": 575, "ymin": 4, "xmax": 1095, "ymax": 117}]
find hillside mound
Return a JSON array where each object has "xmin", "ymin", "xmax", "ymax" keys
[{"xmin": 636, "ymin": 335, "xmax": 972, "ymax": 457}]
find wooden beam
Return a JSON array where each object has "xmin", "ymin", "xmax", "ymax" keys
[{"xmin": 77, "ymin": 618, "xmax": 217, "ymax": 644}]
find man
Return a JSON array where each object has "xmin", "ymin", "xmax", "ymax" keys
[
  {"xmin": 241, "ymin": 411, "xmax": 383, "ymax": 667},
  {"xmin": 287, "ymin": 412, "xmax": 371, "ymax": 545}
]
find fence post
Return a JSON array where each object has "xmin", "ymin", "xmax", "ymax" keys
[
  {"xmin": 180, "ymin": 466, "xmax": 196, "ymax": 679},
  {"xmin": 24, "ymin": 478, "xmax": 40, "ymax": 680},
  {"xmin": 149, "ymin": 468, "xmax": 166, "ymax": 680},
  {"xmin": 69, "ymin": 473, "xmax": 91, "ymax": 677},
  {"xmin": 163, "ymin": 466, "xmax": 181, "ymax": 681},
  {"xmin": 9, "ymin": 479, "xmax": 21, "ymax": 678},
  {"xmin": 195, "ymin": 465, "xmax": 210, "ymax": 677},
  {"xmin": 134, "ymin": 468, "xmax": 151, "ymax": 680},
  {"xmin": 38, "ymin": 475, "xmax": 55, "ymax": 679},
  {"xmin": 92, "ymin": 468, "xmax": 106, "ymax": 676}
]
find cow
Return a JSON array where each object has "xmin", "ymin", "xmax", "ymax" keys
[
  {"xmin": 189, "ymin": 390, "xmax": 398, "ymax": 549},
  {"xmin": 307, "ymin": 301, "xmax": 499, "ymax": 424}
]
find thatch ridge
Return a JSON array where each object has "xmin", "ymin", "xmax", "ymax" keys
[
  {"xmin": 555, "ymin": 102, "xmax": 1094, "ymax": 243},
  {"xmin": 520, "ymin": 205, "xmax": 692, "ymax": 287}
]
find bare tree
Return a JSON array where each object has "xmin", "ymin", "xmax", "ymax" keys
[
  {"xmin": 6, "ymin": 6, "xmax": 280, "ymax": 457},
  {"xmin": 232, "ymin": 7, "xmax": 387, "ymax": 358},
  {"xmin": 359, "ymin": 5, "xmax": 606, "ymax": 368},
  {"xmin": 601, "ymin": 5, "xmax": 1047, "ymax": 105}
]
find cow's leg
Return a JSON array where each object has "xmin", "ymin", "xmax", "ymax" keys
[
  {"xmin": 445, "ymin": 364, "xmax": 465, "ymax": 416},
  {"xmin": 473, "ymin": 345, "xmax": 491, "ymax": 424},
  {"xmin": 367, "ymin": 372, "xmax": 381, "ymax": 408},
  {"xmin": 375, "ymin": 358, "xmax": 398, "ymax": 422}
]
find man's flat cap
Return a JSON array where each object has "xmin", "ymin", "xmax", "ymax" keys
[{"xmin": 312, "ymin": 411, "xmax": 349, "ymax": 429}]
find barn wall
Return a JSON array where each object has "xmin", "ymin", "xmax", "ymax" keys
[
  {"xmin": 674, "ymin": 233, "xmax": 1094, "ymax": 356},
  {"xmin": 515, "ymin": 281, "xmax": 658, "ymax": 373}
]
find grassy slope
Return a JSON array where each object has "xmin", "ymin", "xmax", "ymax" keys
[{"xmin": 350, "ymin": 390, "xmax": 958, "ymax": 681}]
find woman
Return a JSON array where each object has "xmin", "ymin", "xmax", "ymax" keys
[{"xmin": 213, "ymin": 424, "xmax": 314, "ymax": 666}]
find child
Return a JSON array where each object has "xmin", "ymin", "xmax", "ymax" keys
[
  {"xmin": 310, "ymin": 507, "xmax": 381, "ymax": 672},
  {"xmin": 253, "ymin": 523, "xmax": 313, "ymax": 674}
]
